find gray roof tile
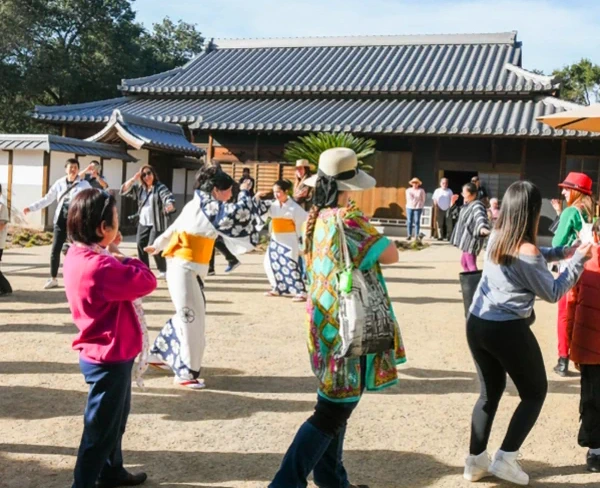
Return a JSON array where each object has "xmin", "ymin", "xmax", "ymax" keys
[
  {"xmin": 32, "ymin": 96, "xmax": 594, "ymax": 138},
  {"xmin": 119, "ymin": 32, "xmax": 556, "ymax": 96}
]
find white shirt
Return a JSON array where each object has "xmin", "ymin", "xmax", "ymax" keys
[
  {"xmin": 0, "ymin": 199, "xmax": 8, "ymax": 249},
  {"xmin": 28, "ymin": 176, "xmax": 92, "ymax": 224},
  {"xmin": 432, "ymin": 187, "xmax": 453, "ymax": 211},
  {"xmin": 138, "ymin": 189, "xmax": 154, "ymax": 227}
]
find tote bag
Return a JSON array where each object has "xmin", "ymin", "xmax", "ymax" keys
[
  {"xmin": 459, "ymin": 270, "xmax": 483, "ymax": 318},
  {"xmin": 335, "ymin": 215, "xmax": 395, "ymax": 359}
]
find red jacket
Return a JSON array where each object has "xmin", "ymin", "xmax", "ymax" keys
[
  {"xmin": 567, "ymin": 247, "xmax": 600, "ymax": 365},
  {"xmin": 64, "ymin": 246, "xmax": 157, "ymax": 364}
]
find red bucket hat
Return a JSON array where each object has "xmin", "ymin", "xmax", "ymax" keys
[{"xmin": 558, "ymin": 172, "xmax": 593, "ymax": 196}]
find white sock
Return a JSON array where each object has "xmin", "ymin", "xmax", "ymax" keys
[{"xmin": 590, "ymin": 448, "xmax": 600, "ymax": 455}]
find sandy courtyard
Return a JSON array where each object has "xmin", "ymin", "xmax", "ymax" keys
[{"xmin": 0, "ymin": 241, "xmax": 597, "ymax": 487}]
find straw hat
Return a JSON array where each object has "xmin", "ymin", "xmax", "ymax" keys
[
  {"xmin": 409, "ymin": 177, "xmax": 423, "ymax": 186},
  {"xmin": 304, "ymin": 148, "xmax": 375, "ymax": 191},
  {"xmin": 295, "ymin": 159, "xmax": 311, "ymax": 168}
]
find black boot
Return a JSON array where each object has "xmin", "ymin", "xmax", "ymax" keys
[
  {"xmin": 96, "ymin": 472, "xmax": 147, "ymax": 488},
  {"xmin": 554, "ymin": 357, "xmax": 569, "ymax": 377},
  {"xmin": 587, "ymin": 451, "xmax": 600, "ymax": 472}
]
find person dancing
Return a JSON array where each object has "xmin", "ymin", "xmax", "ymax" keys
[
  {"xmin": 260, "ymin": 179, "xmax": 308, "ymax": 302},
  {"xmin": 144, "ymin": 166, "xmax": 263, "ymax": 389},
  {"xmin": 464, "ymin": 181, "xmax": 592, "ymax": 485}
]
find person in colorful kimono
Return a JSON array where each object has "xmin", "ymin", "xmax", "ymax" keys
[
  {"xmin": 144, "ymin": 166, "xmax": 263, "ymax": 389},
  {"xmin": 261, "ymin": 179, "xmax": 308, "ymax": 302},
  {"xmin": 269, "ymin": 148, "xmax": 405, "ymax": 488}
]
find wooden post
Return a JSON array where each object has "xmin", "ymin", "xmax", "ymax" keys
[
  {"xmin": 520, "ymin": 139, "xmax": 527, "ymax": 181},
  {"xmin": 432, "ymin": 138, "xmax": 441, "ymax": 238},
  {"xmin": 6, "ymin": 150, "xmax": 13, "ymax": 220},
  {"xmin": 559, "ymin": 139, "xmax": 567, "ymax": 193},
  {"xmin": 42, "ymin": 151, "xmax": 51, "ymax": 227},
  {"xmin": 207, "ymin": 133, "xmax": 214, "ymax": 163},
  {"xmin": 184, "ymin": 168, "xmax": 189, "ymax": 203}
]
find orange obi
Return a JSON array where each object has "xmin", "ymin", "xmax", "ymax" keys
[
  {"xmin": 162, "ymin": 232, "xmax": 215, "ymax": 265},
  {"xmin": 271, "ymin": 218, "xmax": 296, "ymax": 234}
]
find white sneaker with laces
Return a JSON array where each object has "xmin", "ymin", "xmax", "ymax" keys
[
  {"xmin": 158, "ymin": 272, "xmax": 167, "ymax": 279},
  {"xmin": 43, "ymin": 278, "xmax": 59, "ymax": 290},
  {"xmin": 490, "ymin": 450, "xmax": 529, "ymax": 485},
  {"xmin": 464, "ymin": 451, "xmax": 491, "ymax": 481}
]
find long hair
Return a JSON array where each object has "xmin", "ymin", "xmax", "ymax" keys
[
  {"xmin": 568, "ymin": 189, "xmax": 595, "ymax": 222},
  {"xmin": 295, "ymin": 166, "xmax": 312, "ymax": 184},
  {"xmin": 488, "ymin": 181, "xmax": 542, "ymax": 266},
  {"xmin": 194, "ymin": 164, "xmax": 234, "ymax": 192},
  {"xmin": 140, "ymin": 165, "xmax": 159, "ymax": 190}
]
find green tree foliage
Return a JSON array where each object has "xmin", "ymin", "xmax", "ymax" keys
[
  {"xmin": 0, "ymin": 1, "xmax": 204, "ymax": 133},
  {"xmin": 552, "ymin": 59, "xmax": 600, "ymax": 105},
  {"xmin": 284, "ymin": 133, "xmax": 376, "ymax": 172}
]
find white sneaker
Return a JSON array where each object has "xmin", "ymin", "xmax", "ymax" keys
[
  {"xmin": 158, "ymin": 272, "xmax": 167, "ymax": 279},
  {"xmin": 490, "ymin": 450, "xmax": 529, "ymax": 485},
  {"xmin": 43, "ymin": 278, "xmax": 58, "ymax": 290},
  {"xmin": 464, "ymin": 451, "xmax": 491, "ymax": 481}
]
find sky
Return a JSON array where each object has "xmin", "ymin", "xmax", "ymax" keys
[{"xmin": 133, "ymin": 0, "xmax": 600, "ymax": 74}]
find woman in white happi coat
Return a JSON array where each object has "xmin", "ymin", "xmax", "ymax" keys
[
  {"xmin": 144, "ymin": 167, "xmax": 262, "ymax": 389},
  {"xmin": 260, "ymin": 179, "xmax": 308, "ymax": 302}
]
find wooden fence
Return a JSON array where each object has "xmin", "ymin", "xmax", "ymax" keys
[{"xmin": 220, "ymin": 161, "xmax": 296, "ymax": 192}]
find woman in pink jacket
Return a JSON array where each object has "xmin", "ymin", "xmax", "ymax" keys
[
  {"xmin": 63, "ymin": 189, "xmax": 157, "ymax": 488},
  {"xmin": 406, "ymin": 177, "xmax": 426, "ymax": 241}
]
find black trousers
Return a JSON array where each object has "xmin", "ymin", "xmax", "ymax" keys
[
  {"xmin": 579, "ymin": 364, "xmax": 600, "ymax": 449},
  {"xmin": 0, "ymin": 249, "xmax": 12, "ymax": 294},
  {"xmin": 436, "ymin": 208, "xmax": 449, "ymax": 239},
  {"xmin": 51, "ymin": 221, "xmax": 68, "ymax": 278},
  {"xmin": 467, "ymin": 314, "xmax": 548, "ymax": 454},
  {"xmin": 209, "ymin": 236, "xmax": 239, "ymax": 272},
  {"xmin": 136, "ymin": 225, "xmax": 166, "ymax": 273}
]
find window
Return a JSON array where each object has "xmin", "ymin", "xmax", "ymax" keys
[
  {"xmin": 478, "ymin": 173, "xmax": 521, "ymax": 201},
  {"xmin": 566, "ymin": 156, "xmax": 600, "ymax": 195}
]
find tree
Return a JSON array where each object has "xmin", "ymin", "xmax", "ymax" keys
[
  {"xmin": 0, "ymin": 1, "xmax": 204, "ymax": 133},
  {"xmin": 552, "ymin": 59, "xmax": 600, "ymax": 105},
  {"xmin": 283, "ymin": 133, "xmax": 376, "ymax": 172}
]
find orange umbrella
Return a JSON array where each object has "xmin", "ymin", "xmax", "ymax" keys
[{"xmin": 537, "ymin": 103, "xmax": 600, "ymax": 132}]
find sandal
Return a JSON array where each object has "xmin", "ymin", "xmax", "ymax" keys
[
  {"xmin": 148, "ymin": 362, "xmax": 171, "ymax": 371},
  {"xmin": 292, "ymin": 295, "xmax": 307, "ymax": 302},
  {"xmin": 174, "ymin": 377, "xmax": 206, "ymax": 390},
  {"xmin": 264, "ymin": 290, "xmax": 279, "ymax": 297}
]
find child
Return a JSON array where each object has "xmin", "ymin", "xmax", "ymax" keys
[
  {"xmin": 0, "ymin": 183, "xmax": 11, "ymax": 297},
  {"xmin": 488, "ymin": 198, "xmax": 500, "ymax": 227},
  {"xmin": 63, "ymin": 189, "xmax": 157, "ymax": 488},
  {"xmin": 567, "ymin": 219, "xmax": 600, "ymax": 473}
]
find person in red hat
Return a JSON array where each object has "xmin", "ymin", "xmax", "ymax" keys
[{"xmin": 551, "ymin": 171, "xmax": 595, "ymax": 376}]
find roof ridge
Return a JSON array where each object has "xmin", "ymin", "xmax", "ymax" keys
[
  {"xmin": 505, "ymin": 64, "xmax": 556, "ymax": 84},
  {"xmin": 213, "ymin": 31, "xmax": 518, "ymax": 49},
  {"xmin": 116, "ymin": 110, "xmax": 185, "ymax": 134},
  {"xmin": 35, "ymin": 97, "xmax": 134, "ymax": 114}
]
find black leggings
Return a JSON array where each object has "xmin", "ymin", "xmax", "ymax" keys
[
  {"xmin": 50, "ymin": 222, "xmax": 68, "ymax": 278},
  {"xmin": 467, "ymin": 314, "xmax": 548, "ymax": 454},
  {"xmin": 136, "ymin": 224, "xmax": 166, "ymax": 273},
  {"xmin": 0, "ymin": 249, "xmax": 11, "ymax": 294}
]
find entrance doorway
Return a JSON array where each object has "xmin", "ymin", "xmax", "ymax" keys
[{"xmin": 443, "ymin": 170, "xmax": 478, "ymax": 196}]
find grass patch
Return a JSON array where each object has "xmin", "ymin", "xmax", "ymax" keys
[
  {"xmin": 6, "ymin": 227, "xmax": 53, "ymax": 248},
  {"xmin": 395, "ymin": 239, "xmax": 430, "ymax": 251}
]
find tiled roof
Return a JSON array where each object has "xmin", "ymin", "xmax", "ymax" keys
[
  {"xmin": 0, "ymin": 134, "xmax": 136, "ymax": 161},
  {"xmin": 31, "ymin": 96, "xmax": 594, "ymax": 138},
  {"xmin": 87, "ymin": 110, "xmax": 204, "ymax": 157},
  {"xmin": 118, "ymin": 32, "xmax": 557, "ymax": 96}
]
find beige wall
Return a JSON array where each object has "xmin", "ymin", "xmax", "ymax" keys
[{"xmin": 14, "ymin": 151, "xmax": 46, "ymax": 229}]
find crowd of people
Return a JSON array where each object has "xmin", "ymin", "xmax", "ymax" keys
[{"xmin": 2, "ymin": 152, "xmax": 600, "ymax": 487}]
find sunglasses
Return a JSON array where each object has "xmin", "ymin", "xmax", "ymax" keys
[
  {"xmin": 142, "ymin": 171, "xmax": 153, "ymax": 178},
  {"xmin": 99, "ymin": 190, "xmax": 112, "ymax": 219}
]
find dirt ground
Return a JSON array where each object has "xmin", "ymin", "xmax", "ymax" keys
[{"xmin": 0, "ymin": 241, "xmax": 598, "ymax": 487}]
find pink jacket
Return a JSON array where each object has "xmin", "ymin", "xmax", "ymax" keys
[
  {"xmin": 63, "ymin": 245, "xmax": 157, "ymax": 364},
  {"xmin": 406, "ymin": 188, "xmax": 426, "ymax": 209}
]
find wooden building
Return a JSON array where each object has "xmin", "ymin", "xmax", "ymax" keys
[{"xmin": 31, "ymin": 31, "xmax": 600, "ymax": 234}]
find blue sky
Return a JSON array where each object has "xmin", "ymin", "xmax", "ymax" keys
[{"xmin": 133, "ymin": 0, "xmax": 600, "ymax": 74}]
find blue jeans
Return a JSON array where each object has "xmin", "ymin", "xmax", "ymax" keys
[
  {"xmin": 407, "ymin": 208, "xmax": 423, "ymax": 238},
  {"xmin": 270, "ymin": 396, "xmax": 360, "ymax": 488},
  {"xmin": 72, "ymin": 358, "xmax": 134, "ymax": 488}
]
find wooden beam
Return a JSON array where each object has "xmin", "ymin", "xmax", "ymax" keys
[
  {"xmin": 42, "ymin": 151, "xmax": 51, "ymax": 227},
  {"xmin": 6, "ymin": 150, "xmax": 13, "ymax": 220},
  {"xmin": 559, "ymin": 139, "xmax": 567, "ymax": 193},
  {"xmin": 207, "ymin": 133, "xmax": 214, "ymax": 163},
  {"xmin": 520, "ymin": 139, "xmax": 527, "ymax": 181}
]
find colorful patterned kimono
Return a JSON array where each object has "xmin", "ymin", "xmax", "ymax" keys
[
  {"xmin": 149, "ymin": 189, "xmax": 261, "ymax": 381},
  {"xmin": 262, "ymin": 198, "xmax": 308, "ymax": 296},
  {"xmin": 305, "ymin": 203, "xmax": 406, "ymax": 402}
]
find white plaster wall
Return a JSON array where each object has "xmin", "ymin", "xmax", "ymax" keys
[
  {"xmin": 0, "ymin": 152, "xmax": 8, "ymax": 196},
  {"xmin": 125, "ymin": 150, "xmax": 149, "ymax": 180},
  {"xmin": 13, "ymin": 151, "xmax": 45, "ymax": 228},
  {"xmin": 50, "ymin": 151, "xmax": 70, "ymax": 186},
  {"xmin": 172, "ymin": 168, "xmax": 186, "ymax": 194},
  {"xmin": 103, "ymin": 159, "xmax": 122, "ymax": 190}
]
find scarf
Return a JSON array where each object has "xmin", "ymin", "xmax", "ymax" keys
[{"xmin": 313, "ymin": 168, "xmax": 358, "ymax": 208}]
